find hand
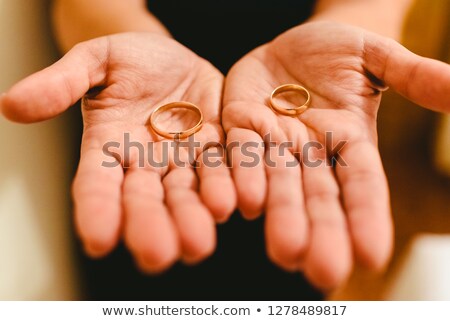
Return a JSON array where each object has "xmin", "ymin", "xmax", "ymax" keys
[
  {"xmin": 223, "ymin": 21, "xmax": 450, "ymax": 289},
  {"xmin": 1, "ymin": 33, "xmax": 237, "ymax": 272}
]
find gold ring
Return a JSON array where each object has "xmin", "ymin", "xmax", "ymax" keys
[
  {"xmin": 149, "ymin": 101, "xmax": 203, "ymax": 140},
  {"xmin": 270, "ymin": 84, "xmax": 311, "ymax": 116}
]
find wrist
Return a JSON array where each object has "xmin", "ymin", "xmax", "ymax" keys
[
  {"xmin": 309, "ymin": 0, "xmax": 413, "ymax": 40},
  {"xmin": 52, "ymin": 0, "xmax": 171, "ymax": 52}
]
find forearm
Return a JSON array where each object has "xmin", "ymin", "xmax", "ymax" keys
[
  {"xmin": 52, "ymin": 0, "xmax": 170, "ymax": 52},
  {"xmin": 311, "ymin": 0, "xmax": 414, "ymax": 40}
]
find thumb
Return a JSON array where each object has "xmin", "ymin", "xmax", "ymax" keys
[
  {"xmin": 1, "ymin": 37, "xmax": 110, "ymax": 123},
  {"xmin": 364, "ymin": 33, "xmax": 450, "ymax": 113}
]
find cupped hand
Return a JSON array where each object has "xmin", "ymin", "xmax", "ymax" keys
[
  {"xmin": 1, "ymin": 33, "xmax": 237, "ymax": 272},
  {"xmin": 223, "ymin": 21, "xmax": 450, "ymax": 289}
]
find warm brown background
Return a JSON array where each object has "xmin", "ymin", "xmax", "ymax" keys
[{"xmin": 330, "ymin": 0, "xmax": 450, "ymax": 300}]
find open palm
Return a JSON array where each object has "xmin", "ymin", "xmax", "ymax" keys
[
  {"xmin": 2, "ymin": 33, "xmax": 236, "ymax": 272},
  {"xmin": 223, "ymin": 21, "xmax": 450, "ymax": 289}
]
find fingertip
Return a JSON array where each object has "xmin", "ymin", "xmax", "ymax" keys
[
  {"xmin": 124, "ymin": 217, "xmax": 180, "ymax": 274},
  {"xmin": 302, "ymin": 200, "xmax": 353, "ymax": 290},
  {"xmin": 76, "ymin": 221, "xmax": 120, "ymax": 259},
  {"xmin": 83, "ymin": 242, "xmax": 114, "ymax": 259},
  {"xmin": 179, "ymin": 218, "xmax": 217, "ymax": 265},
  {"xmin": 79, "ymin": 227, "xmax": 118, "ymax": 259},
  {"xmin": 304, "ymin": 249, "xmax": 353, "ymax": 291},
  {"xmin": 350, "ymin": 213, "xmax": 394, "ymax": 272},
  {"xmin": 135, "ymin": 252, "xmax": 178, "ymax": 275},
  {"xmin": 210, "ymin": 204, "xmax": 234, "ymax": 224},
  {"xmin": 2, "ymin": 86, "xmax": 63, "ymax": 123},
  {"xmin": 164, "ymin": 168, "xmax": 218, "ymax": 266},
  {"xmin": 127, "ymin": 224, "xmax": 180, "ymax": 275},
  {"xmin": 201, "ymin": 178, "xmax": 237, "ymax": 224},
  {"xmin": 265, "ymin": 227, "xmax": 309, "ymax": 273},
  {"xmin": 239, "ymin": 207, "xmax": 263, "ymax": 221},
  {"xmin": 179, "ymin": 215, "xmax": 217, "ymax": 264},
  {"xmin": 266, "ymin": 247, "xmax": 299, "ymax": 272},
  {"xmin": 214, "ymin": 211, "xmax": 233, "ymax": 224},
  {"xmin": 74, "ymin": 198, "xmax": 122, "ymax": 259},
  {"xmin": 181, "ymin": 236, "xmax": 216, "ymax": 265},
  {"xmin": 1, "ymin": 81, "xmax": 47, "ymax": 123},
  {"xmin": 356, "ymin": 239, "xmax": 393, "ymax": 272},
  {"xmin": 236, "ymin": 180, "xmax": 266, "ymax": 220},
  {"xmin": 75, "ymin": 207, "xmax": 121, "ymax": 259},
  {"xmin": 227, "ymin": 128, "xmax": 267, "ymax": 220},
  {"xmin": 0, "ymin": 92, "xmax": 25, "ymax": 123}
]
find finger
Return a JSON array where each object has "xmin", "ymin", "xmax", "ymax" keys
[
  {"xmin": 72, "ymin": 147, "xmax": 124, "ymax": 258},
  {"xmin": 265, "ymin": 148, "xmax": 309, "ymax": 271},
  {"xmin": 364, "ymin": 33, "xmax": 450, "ymax": 113},
  {"xmin": 302, "ymin": 161, "xmax": 352, "ymax": 290},
  {"xmin": 123, "ymin": 168, "xmax": 180, "ymax": 273},
  {"xmin": 1, "ymin": 37, "xmax": 109, "ymax": 123},
  {"xmin": 335, "ymin": 140, "xmax": 393, "ymax": 270},
  {"xmin": 196, "ymin": 146, "xmax": 237, "ymax": 223},
  {"xmin": 163, "ymin": 167, "xmax": 216, "ymax": 264},
  {"xmin": 227, "ymin": 127, "xmax": 266, "ymax": 219}
]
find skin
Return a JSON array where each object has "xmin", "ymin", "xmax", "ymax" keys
[
  {"xmin": 1, "ymin": 34, "xmax": 237, "ymax": 272},
  {"xmin": 2, "ymin": 0, "xmax": 450, "ymax": 289},
  {"xmin": 223, "ymin": 20, "xmax": 450, "ymax": 289},
  {"xmin": 52, "ymin": 0, "xmax": 171, "ymax": 51}
]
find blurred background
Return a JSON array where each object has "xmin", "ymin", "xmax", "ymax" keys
[
  {"xmin": 0, "ymin": 0, "xmax": 449, "ymax": 300},
  {"xmin": 0, "ymin": 0, "xmax": 79, "ymax": 300},
  {"xmin": 332, "ymin": 0, "xmax": 450, "ymax": 300}
]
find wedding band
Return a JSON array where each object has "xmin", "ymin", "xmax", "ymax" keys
[
  {"xmin": 149, "ymin": 101, "xmax": 203, "ymax": 140},
  {"xmin": 270, "ymin": 84, "xmax": 311, "ymax": 116}
]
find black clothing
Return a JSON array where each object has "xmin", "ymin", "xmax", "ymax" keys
[{"xmin": 80, "ymin": 0, "xmax": 322, "ymax": 300}]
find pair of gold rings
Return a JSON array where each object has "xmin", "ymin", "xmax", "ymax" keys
[{"xmin": 149, "ymin": 84, "xmax": 310, "ymax": 140}]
